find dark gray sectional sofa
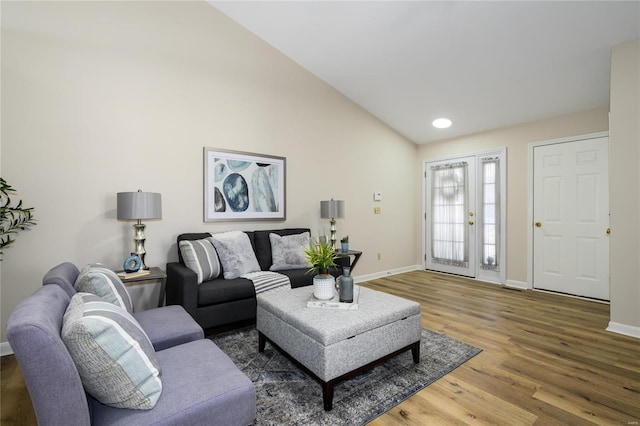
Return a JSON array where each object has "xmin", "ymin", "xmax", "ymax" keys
[{"xmin": 166, "ymin": 228, "xmax": 341, "ymax": 330}]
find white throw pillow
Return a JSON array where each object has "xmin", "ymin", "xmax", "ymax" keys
[
  {"xmin": 269, "ymin": 232, "xmax": 311, "ymax": 271},
  {"xmin": 210, "ymin": 231, "xmax": 261, "ymax": 279}
]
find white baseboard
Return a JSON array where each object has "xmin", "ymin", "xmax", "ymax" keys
[
  {"xmin": 606, "ymin": 322, "xmax": 640, "ymax": 339},
  {"xmin": 1, "ymin": 341, "xmax": 13, "ymax": 357},
  {"xmin": 505, "ymin": 279, "xmax": 529, "ymax": 290},
  {"xmin": 354, "ymin": 265, "xmax": 422, "ymax": 283}
]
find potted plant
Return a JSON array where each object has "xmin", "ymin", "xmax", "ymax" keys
[
  {"xmin": 340, "ymin": 235, "xmax": 349, "ymax": 253},
  {"xmin": 304, "ymin": 238, "xmax": 338, "ymax": 300},
  {"xmin": 1, "ymin": 178, "xmax": 36, "ymax": 260}
]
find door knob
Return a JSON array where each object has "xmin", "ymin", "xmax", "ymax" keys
[
  {"xmin": 606, "ymin": 228, "xmax": 611, "ymax": 235},
  {"xmin": 468, "ymin": 220, "xmax": 475, "ymax": 225},
  {"xmin": 535, "ymin": 222, "xmax": 542, "ymax": 227}
]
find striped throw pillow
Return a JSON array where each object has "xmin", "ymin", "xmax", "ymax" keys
[
  {"xmin": 61, "ymin": 293, "xmax": 162, "ymax": 410},
  {"xmin": 75, "ymin": 265, "xmax": 133, "ymax": 313},
  {"xmin": 179, "ymin": 237, "xmax": 221, "ymax": 284}
]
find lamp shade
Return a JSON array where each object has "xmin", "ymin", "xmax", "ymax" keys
[
  {"xmin": 320, "ymin": 199, "xmax": 345, "ymax": 219},
  {"xmin": 117, "ymin": 191, "xmax": 162, "ymax": 220}
]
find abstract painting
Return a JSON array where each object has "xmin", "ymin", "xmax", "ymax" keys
[{"xmin": 204, "ymin": 148, "xmax": 286, "ymax": 221}]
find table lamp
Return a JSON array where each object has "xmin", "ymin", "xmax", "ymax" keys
[
  {"xmin": 117, "ymin": 190, "xmax": 162, "ymax": 270},
  {"xmin": 320, "ymin": 198, "xmax": 345, "ymax": 250}
]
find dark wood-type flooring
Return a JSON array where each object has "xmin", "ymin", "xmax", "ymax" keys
[{"xmin": 2, "ymin": 270, "xmax": 639, "ymax": 425}]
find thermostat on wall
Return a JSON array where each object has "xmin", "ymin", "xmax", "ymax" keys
[{"xmin": 374, "ymin": 192, "xmax": 382, "ymax": 201}]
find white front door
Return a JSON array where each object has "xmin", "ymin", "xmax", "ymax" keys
[
  {"xmin": 425, "ymin": 156, "xmax": 476, "ymax": 277},
  {"xmin": 533, "ymin": 137, "xmax": 610, "ymax": 300}
]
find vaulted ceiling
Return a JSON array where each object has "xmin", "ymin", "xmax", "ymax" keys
[{"xmin": 211, "ymin": 1, "xmax": 639, "ymax": 144}]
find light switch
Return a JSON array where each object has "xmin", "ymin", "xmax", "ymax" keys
[{"xmin": 374, "ymin": 192, "xmax": 382, "ymax": 201}]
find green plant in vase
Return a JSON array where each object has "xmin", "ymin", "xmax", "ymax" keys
[
  {"xmin": 340, "ymin": 235, "xmax": 349, "ymax": 252},
  {"xmin": 305, "ymin": 238, "xmax": 338, "ymax": 300},
  {"xmin": 304, "ymin": 238, "xmax": 337, "ymax": 275}
]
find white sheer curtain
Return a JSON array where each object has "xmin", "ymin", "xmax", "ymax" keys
[
  {"xmin": 430, "ymin": 162, "xmax": 468, "ymax": 267},
  {"xmin": 480, "ymin": 157, "xmax": 500, "ymax": 271}
]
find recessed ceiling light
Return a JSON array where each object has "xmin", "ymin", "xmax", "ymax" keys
[{"xmin": 432, "ymin": 118, "xmax": 452, "ymax": 129}]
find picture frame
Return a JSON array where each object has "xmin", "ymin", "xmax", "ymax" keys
[{"xmin": 204, "ymin": 147, "xmax": 286, "ymax": 222}]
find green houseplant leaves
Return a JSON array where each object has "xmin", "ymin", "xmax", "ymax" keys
[{"xmin": 1, "ymin": 178, "xmax": 36, "ymax": 259}]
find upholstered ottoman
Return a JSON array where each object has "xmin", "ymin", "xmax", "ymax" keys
[{"xmin": 256, "ymin": 286, "xmax": 422, "ymax": 410}]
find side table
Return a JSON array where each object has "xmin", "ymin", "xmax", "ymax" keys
[
  {"xmin": 335, "ymin": 249, "xmax": 362, "ymax": 272},
  {"xmin": 118, "ymin": 266, "xmax": 167, "ymax": 308}
]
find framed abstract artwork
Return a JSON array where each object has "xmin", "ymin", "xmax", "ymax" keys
[{"xmin": 204, "ymin": 147, "xmax": 286, "ymax": 221}]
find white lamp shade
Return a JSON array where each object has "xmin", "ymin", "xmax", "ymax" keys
[
  {"xmin": 320, "ymin": 199, "xmax": 345, "ymax": 219},
  {"xmin": 117, "ymin": 191, "xmax": 162, "ymax": 220}
]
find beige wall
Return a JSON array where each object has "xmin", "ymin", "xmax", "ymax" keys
[
  {"xmin": 609, "ymin": 39, "xmax": 640, "ymax": 334},
  {"xmin": 0, "ymin": 2, "xmax": 418, "ymax": 341},
  {"xmin": 416, "ymin": 107, "xmax": 609, "ymax": 284}
]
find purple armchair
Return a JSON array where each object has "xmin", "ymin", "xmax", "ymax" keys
[{"xmin": 6, "ymin": 265, "xmax": 256, "ymax": 425}]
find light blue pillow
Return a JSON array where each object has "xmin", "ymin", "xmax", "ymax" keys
[
  {"xmin": 61, "ymin": 292, "xmax": 162, "ymax": 410},
  {"xmin": 179, "ymin": 238, "xmax": 221, "ymax": 284},
  {"xmin": 74, "ymin": 265, "xmax": 133, "ymax": 313}
]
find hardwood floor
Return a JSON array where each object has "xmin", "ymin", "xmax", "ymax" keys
[{"xmin": 1, "ymin": 270, "xmax": 638, "ymax": 425}]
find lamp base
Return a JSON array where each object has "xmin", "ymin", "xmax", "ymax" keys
[
  {"xmin": 133, "ymin": 221, "xmax": 149, "ymax": 270},
  {"xmin": 329, "ymin": 218, "xmax": 337, "ymax": 250}
]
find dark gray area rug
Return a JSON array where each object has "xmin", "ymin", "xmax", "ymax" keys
[{"xmin": 212, "ymin": 326, "xmax": 481, "ymax": 425}]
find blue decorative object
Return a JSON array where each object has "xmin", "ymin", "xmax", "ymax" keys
[
  {"xmin": 339, "ymin": 267, "xmax": 354, "ymax": 303},
  {"xmin": 223, "ymin": 173, "xmax": 249, "ymax": 212},
  {"xmin": 123, "ymin": 253, "xmax": 141, "ymax": 273}
]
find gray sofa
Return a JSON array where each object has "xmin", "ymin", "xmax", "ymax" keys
[
  {"xmin": 6, "ymin": 263, "xmax": 256, "ymax": 426},
  {"xmin": 166, "ymin": 228, "xmax": 341, "ymax": 330}
]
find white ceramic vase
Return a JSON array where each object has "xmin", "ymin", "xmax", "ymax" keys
[{"xmin": 313, "ymin": 274, "xmax": 335, "ymax": 300}]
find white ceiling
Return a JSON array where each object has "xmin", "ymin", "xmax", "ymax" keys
[{"xmin": 211, "ymin": 1, "xmax": 640, "ymax": 144}]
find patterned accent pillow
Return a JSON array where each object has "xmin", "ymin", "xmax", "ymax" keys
[
  {"xmin": 210, "ymin": 231, "xmax": 261, "ymax": 279},
  {"xmin": 179, "ymin": 238, "xmax": 221, "ymax": 284},
  {"xmin": 74, "ymin": 265, "xmax": 133, "ymax": 313},
  {"xmin": 61, "ymin": 293, "xmax": 162, "ymax": 410},
  {"xmin": 269, "ymin": 232, "xmax": 312, "ymax": 271}
]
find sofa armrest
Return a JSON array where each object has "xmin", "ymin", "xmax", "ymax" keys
[{"xmin": 166, "ymin": 262, "xmax": 199, "ymax": 320}]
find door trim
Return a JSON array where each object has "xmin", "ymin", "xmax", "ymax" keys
[{"xmin": 526, "ymin": 131, "xmax": 609, "ymax": 290}]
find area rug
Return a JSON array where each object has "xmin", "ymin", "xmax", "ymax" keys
[{"xmin": 212, "ymin": 326, "xmax": 481, "ymax": 425}]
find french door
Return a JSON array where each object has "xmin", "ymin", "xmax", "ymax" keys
[{"xmin": 424, "ymin": 151, "xmax": 505, "ymax": 282}]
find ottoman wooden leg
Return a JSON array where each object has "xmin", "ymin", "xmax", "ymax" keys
[
  {"xmin": 322, "ymin": 381, "xmax": 334, "ymax": 411},
  {"xmin": 258, "ymin": 332, "xmax": 266, "ymax": 353},
  {"xmin": 411, "ymin": 341, "xmax": 420, "ymax": 363}
]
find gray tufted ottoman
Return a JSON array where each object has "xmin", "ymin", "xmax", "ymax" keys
[{"xmin": 256, "ymin": 285, "xmax": 421, "ymax": 410}]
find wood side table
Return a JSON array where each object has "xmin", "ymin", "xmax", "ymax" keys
[{"xmin": 118, "ymin": 266, "xmax": 167, "ymax": 308}]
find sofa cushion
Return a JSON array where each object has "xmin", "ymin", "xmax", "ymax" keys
[
  {"xmin": 198, "ymin": 278, "xmax": 256, "ymax": 306},
  {"xmin": 179, "ymin": 238, "xmax": 221, "ymax": 284},
  {"xmin": 254, "ymin": 228, "xmax": 310, "ymax": 271},
  {"xmin": 134, "ymin": 305, "xmax": 204, "ymax": 352},
  {"xmin": 277, "ymin": 268, "xmax": 314, "ymax": 288},
  {"xmin": 61, "ymin": 293, "xmax": 162, "ymax": 410},
  {"xmin": 210, "ymin": 231, "xmax": 260, "ymax": 279},
  {"xmin": 269, "ymin": 231, "xmax": 311, "ymax": 271},
  {"xmin": 74, "ymin": 265, "xmax": 133, "ymax": 313},
  {"xmin": 88, "ymin": 339, "xmax": 256, "ymax": 426}
]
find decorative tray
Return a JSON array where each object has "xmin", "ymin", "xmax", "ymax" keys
[{"xmin": 306, "ymin": 285, "xmax": 360, "ymax": 310}]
